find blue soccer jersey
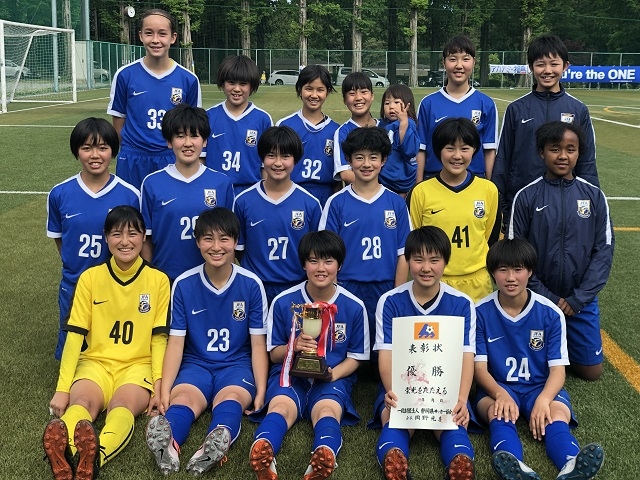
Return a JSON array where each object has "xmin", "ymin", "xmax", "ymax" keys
[
  {"xmin": 47, "ymin": 174, "xmax": 141, "ymax": 285},
  {"xmin": 233, "ymin": 182, "xmax": 321, "ymax": 284},
  {"xmin": 204, "ymin": 101, "xmax": 273, "ymax": 191},
  {"xmin": 170, "ymin": 263, "xmax": 267, "ymax": 364},
  {"xmin": 378, "ymin": 117, "xmax": 420, "ymax": 193},
  {"xmin": 277, "ymin": 110, "xmax": 340, "ymax": 205},
  {"xmin": 107, "ymin": 59, "xmax": 201, "ymax": 153},
  {"xmin": 475, "ymin": 290, "xmax": 569, "ymax": 395},
  {"xmin": 416, "ymin": 88, "xmax": 498, "ymax": 176},
  {"xmin": 374, "ymin": 281, "xmax": 476, "ymax": 353},
  {"xmin": 332, "ymin": 118, "xmax": 381, "ymax": 180},
  {"xmin": 267, "ymin": 282, "xmax": 370, "ymax": 368},
  {"xmin": 319, "ymin": 185, "xmax": 412, "ymax": 282},
  {"xmin": 141, "ymin": 164, "xmax": 234, "ymax": 280}
]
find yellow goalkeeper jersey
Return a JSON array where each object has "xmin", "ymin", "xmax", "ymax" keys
[
  {"xmin": 64, "ymin": 256, "xmax": 170, "ymax": 372},
  {"xmin": 409, "ymin": 174, "xmax": 499, "ymax": 277}
]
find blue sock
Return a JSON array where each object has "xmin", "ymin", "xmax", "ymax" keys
[
  {"xmin": 209, "ymin": 400, "xmax": 243, "ymax": 444},
  {"xmin": 165, "ymin": 404, "xmax": 195, "ymax": 446},
  {"xmin": 440, "ymin": 426, "xmax": 474, "ymax": 467},
  {"xmin": 545, "ymin": 421, "xmax": 580, "ymax": 470},
  {"xmin": 254, "ymin": 412, "xmax": 289, "ymax": 455},
  {"xmin": 312, "ymin": 417, "xmax": 342, "ymax": 456},
  {"xmin": 489, "ymin": 418, "xmax": 523, "ymax": 460},
  {"xmin": 376, "ymin": 423, "xmax": 410, "ymax": 466}
]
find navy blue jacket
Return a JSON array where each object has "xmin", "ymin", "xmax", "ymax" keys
[
  {"xmin": 493, "ymin": 85, "xmax": 599, "ymax": 215},
  {"xmin": 508, "ymin": 175, "xmax": 614, "ymax": 313}
]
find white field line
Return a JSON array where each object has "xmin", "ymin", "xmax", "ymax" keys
[{"xmin": 0, "ymin": 96, "xmax": 110, "ymax": 115}]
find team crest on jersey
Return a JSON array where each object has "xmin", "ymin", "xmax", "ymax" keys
[
  {"xmin": 334, "ymin": 323, "xmax": 346, "ymax": 343},
  {"xmin": 232, "ymin": 301, "xmax": 246, "ymax": 321},
  {"xmin": 170, "ymin": 87, "xmax": 183, "ymax": 105},
  {"xmin": 246, "ymin": 130, "xmax": 258, "ymax": 147},
  {"xmin": 560, "ymin": 113, "xmax": 575, "ymax": 123},
  {"xmin": 577, "ymin": 200, "xmax": 591, "ymax": 218},
  {"xmin": 471, "ymin": 110, "xmax": 482, "ymax": 125},
  {"xmin": 204, "ymin": 189, "xmax": 217, "ymax": 208},
  {"xmin": 139, "ymin": 294, "xmax": 151, "ymax": 313},
  {"xmin": 529, "ymin": 330, "xmax": 544, "ymax": 351},
  {"xmin": 324, "ymin": 139, "xmax": 334, "ymax": 157},
  {"xmin": 291, "ymin": 210, "xmax": 305, "ymax": 230},
  {"xmin": 474, "ymin": 200, "xmax": 486, "ymax": 218},
  {"xmin": 384, "ymin": 210, "xmax": 397, "ymax": 229}
]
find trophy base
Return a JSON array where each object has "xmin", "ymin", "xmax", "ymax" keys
[{"xmin": 290, "ymin": 353, "xmax": 331, "ymax": 380}]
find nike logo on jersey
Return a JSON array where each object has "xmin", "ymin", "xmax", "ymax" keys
[
  {"xmin": 143, "ymin": 378, "xmax": 153, "ymax": 385},
  {"xmin": 320, "ymin": 436, "xmax": 333, "ymax": 440},
  {"xmin": 162, "ymin": 198, "xmax": 176, "ymax": 206},
  {"xmin": 211, "ymin": 133, "xmax": 225, "ymax": 139},
  {"xmin": 595, "ymin": 347, "xmax": 603, "ymax": 355},
  {"xmin": 378, "ymin": 441, "xmax": 393, "ymax": 450},
  {"xmin": 65, "ymin": 213, "xmax": 82, "ymax": 219},
  {"xmin": 521, "ymin": 118, "xmax": 534, "ymax": 123},
  {"xmin": 535, "ymin": 205, "xmax": 548, "ymax": 212},
  {"xmin": 192, "ymin": 308, "xmax": 207, "ymax": 315},
  {"xmin": 487, "ymin": 336, "xmax": 504, "ymax": 343},
  {"xmin": 133, "ymin": 91, "xmax": 147, "ymax": 96},
  {"xmin": 242, "ymin": 378, "xmax": 256, "ymax": 387},
  {"xmin": 430, "ymin": 209, "xmax": 444, "ymax": 214},
  {"xmin": 493, "ymin": 440, "xmax": 506, "ymax": 451},
  {"xmin": 250, "ymin": 219, "xmax": 265, "ymax": 227},
  {"xmin": 343, "ymin": 219, "xmax": 358, "ymax": 227},
  {"xmin": 435, "ymin": 116, "xmax": 448, "ymax": 123},
  {"xmin": 454, "ymin": 444, "xmax": 471, "ymax": 450},
  {"xmin": 93, "ymin": 300, "xmax": 108, "ymax": 305}
]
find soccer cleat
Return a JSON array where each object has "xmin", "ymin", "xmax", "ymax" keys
[
  {"xmin": 492, "ymin": 451, "xmax": 541, "ymax": 480},
  {"xmin": 146, "ymin": 415, "xmax": 180, "ymax": 475},
  {"xmin": 556, "ymin": 443, "xmax": 605, "ymax": 480},
  {"xmin": 74, "ymin": 419, "xmax": 100, "ymax": 480},
  {"xmin": 249, "ymin": 438, "xmax": 278, "ymax": 480},
  {"xmin": 185, "ymin": 426, "xmax": 231, "ymax": 476},
  {"xmin": 383, "ymin": 447, "xmax": 411, "ymax": 480},
  {"xmin": 446, "ymin": 453, "xmax": 475, "ymax": 480},
  {"xmin": 43, "ymin": 418, "xmax": 75, "ymax": 480},
  {"xmin": 303, "ymin": 446, "xmax": 336, "ymax": 480}
]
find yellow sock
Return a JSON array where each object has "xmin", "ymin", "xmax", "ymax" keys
[
  {"xmin": 99, "ymin": 407, "xmax": 134, "ymax": 466},
  {"xmin": 60, "ymin": 404, "xmax": 92, "ymax": 455}
]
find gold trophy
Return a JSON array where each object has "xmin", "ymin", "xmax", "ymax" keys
[{"xmin": 290, "ymin": 302, "xmax": 333, "ymax": 379}]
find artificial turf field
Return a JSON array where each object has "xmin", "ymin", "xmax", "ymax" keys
[{"xmin": 0, "ymin": 85, "xmax": 638, "ymax": 479}]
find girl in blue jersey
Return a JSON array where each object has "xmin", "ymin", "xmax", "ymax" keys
[
  {"xmin": 146, "ymin": 208, "xmax": 268, "ymax": 476},
  {"xmin": 47, "ymin": 118, "xmax": 140, "ymax": 360},
  {"xmin": 233, "ymin": 126, "xmax": 322, "ymax": 304},
  {"xmin": 107, "ymin": 9, "xmax": 201, "ymax": 189},
  {"xmin": 475, "ymin": 238, "xmax": 604, "ymax": 480},
  {"xmin": 140, "ymin": 103, "xmax": 234, "ymax": 281},
  {"xmin": 204, "ymin": 55, "xmax": 273, "ymax": 195},
  {"xmin": 378, "ymin": 84, "xmax": 419, "ymax": 196},
  {"xmin": 277, "ymin": 65, "xmax": 340, "ymax": 206},
  {"xmin": 248, "ymin": 230, "xmax": 369, "ymax": 480}
]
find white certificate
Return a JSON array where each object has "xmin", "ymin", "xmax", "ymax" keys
[{"xmin": 389, "ymin": 315, "xmax": 464, "ymax": 430}]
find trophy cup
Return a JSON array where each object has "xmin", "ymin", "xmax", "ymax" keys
[{"xmin": 289, "ymin": 302, "xmax": 334, "ymax": 380}]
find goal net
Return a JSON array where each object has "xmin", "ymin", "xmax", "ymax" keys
[{"xmin": 0, "ymin": 20, "xmax": 76, "ymax": 113}]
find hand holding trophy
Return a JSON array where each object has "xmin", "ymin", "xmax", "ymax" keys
[{"xmin": 289, "ymin": 302, "xmax": 337, "ymax": 380}]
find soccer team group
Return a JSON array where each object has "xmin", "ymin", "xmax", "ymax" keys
[{"xmin": 41, "ymin": 7, "xmax": 613, "ymax": 480}]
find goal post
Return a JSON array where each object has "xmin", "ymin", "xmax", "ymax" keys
[{"xmin": 0, "ymin": 19, "xmax": 76, "ymax": 113}]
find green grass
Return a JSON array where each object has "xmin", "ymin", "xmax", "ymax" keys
[{"xmin": 0, "ymin": 87, "xmax": 638, "ymax": 479}]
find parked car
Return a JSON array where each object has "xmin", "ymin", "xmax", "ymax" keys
[
  {"xmin": 334, "ymin": 67, "xmax": 390, "ymax": 87},
  {"xmin": 93, "ymin": 62, "xmax": 110, "ymax": 82},
  {"xmin": 268, "ymin": 70, "xmax": 299, "ymax": 85},
  {"xmin": 4, "ymin": 60, "xmax": 30, "ymax": 79}
]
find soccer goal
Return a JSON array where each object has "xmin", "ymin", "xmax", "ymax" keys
[{"xmin": 0, "ymin": 20, "xmax": 76, "ymax": 113}]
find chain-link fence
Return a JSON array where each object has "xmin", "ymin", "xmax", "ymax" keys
[{"xmin": 89, "ymin": 42, "xmax": 640, "ymax": 90}]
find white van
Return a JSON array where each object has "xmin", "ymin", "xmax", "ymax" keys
[{"xmin": 334, "ymin": 67, "xmax": 390, "ymax": 87}]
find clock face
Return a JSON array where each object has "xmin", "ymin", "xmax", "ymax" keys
[{"xmin": 127, "ymin": 6, "xmax": 135, "ymax": 18}]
